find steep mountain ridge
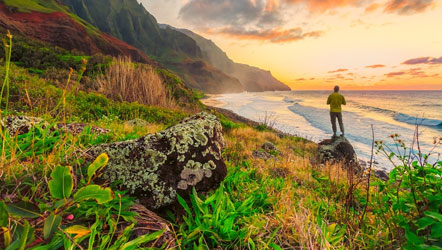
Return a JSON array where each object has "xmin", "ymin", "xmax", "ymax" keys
[
  {"xmin": 178, "ymin": 28, "xmax": 291, "ymax": 92},
  {"xmin": 0, "ymin": 1, "xmax": 150, "ymax": 63},
  {"xmin": 63, "ymin": 0, "xmax": 244, "ymax": 94}
]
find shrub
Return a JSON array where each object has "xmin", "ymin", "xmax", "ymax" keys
[
  {"xmin": 96, "ymin": 57, "xmax": 177, "ymax": 109},
  {"xmin": 373, "ymin": 134, "xmax": 442, "ymax": 249}
]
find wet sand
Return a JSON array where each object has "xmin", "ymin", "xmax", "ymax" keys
[{"xmin": 201, "ymin": 95, "xmax": 225, "ymax": 107}]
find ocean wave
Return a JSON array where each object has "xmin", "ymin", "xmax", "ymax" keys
[
  {"xmin": 394, "ymin": 113, "xmax": 442, "ymax": 127},
  {"xmin": 283, "ymin": 97, "xmax": 301, "ymax": 103},
  {"xmin": 353, "ymin": 103, "xmax": 442, "ymax": 128}
]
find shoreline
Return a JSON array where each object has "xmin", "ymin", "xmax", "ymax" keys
[{"xmin": 203, "ymin": 97, "xmax": 389, "ymax": 178}]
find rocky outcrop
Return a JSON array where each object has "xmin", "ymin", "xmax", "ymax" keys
[
  {"xmin": 85, "ymin": 112, "xmax": 227, "ymax": 209},
  {"xmin": 1, "ymin": 116, "xmax": 109, "ymax": 136},
  {"xmin": 318, "ymin": 137, "xmax": 360, "ymax": 171}
]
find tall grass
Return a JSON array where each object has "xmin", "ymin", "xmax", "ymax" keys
[{"xmin": 96, "ymin": 57, "xmax": 177, "ymax": 109}]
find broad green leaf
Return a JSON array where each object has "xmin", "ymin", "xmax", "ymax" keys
[
  {"xmin": 0, "ymin": 201, "xmax": 8, "ymax": 227},
  {"xmin": 43, "ymin": 212, "xmax": 61, "ymax": 240},
  {"xmin": 405, "ymin": 230, "xmax": 422, "ymax": 245},
  {"xmin": 6, "ymin": 201, "xmax": 41, "ymax": 218},
  {"xmin": 119, "ymin": 229, "xmax": 165, "ymax": 250},
  {"xmin": 49, "ymin": 166, "xmax": 74, "ymax": 200},
  {"xmin": 424, "ymin": 211, "xmax": 442, "ymax": 222},
  {"xmin": 417, "ymin": 216, "xmax": 436, "ymax": 230},
  {"xmin": 65, "ymin": 225, "xmax": 91, "ymax": 239},
  {"xmin": 87, "ymin": 153, "xmax": 109, "ymax": 184},
  {"xmin": 73, "ymin": 185, "xmax": 114, "ymax": 204},
  {"xmin": 431, "ymin": 222, "xmax": 442, "ymax": 238}
]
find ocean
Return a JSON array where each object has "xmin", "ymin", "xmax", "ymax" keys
[{"xmin": 208, "ymin": 90, "xmax": 442, "ymax": 171}]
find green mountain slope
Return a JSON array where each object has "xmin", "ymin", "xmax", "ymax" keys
[
  {"xmin": 0, "ymin": 0, "xmax": 151, "ymax": 63},
  {"xmin": 63, "ymin": 0, "xmax": 244, "ymax": 94}
]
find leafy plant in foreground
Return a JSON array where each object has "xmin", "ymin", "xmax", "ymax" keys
[{"xmin": 374, "ymin": 133, "xmax": 442, "ymax": 249}]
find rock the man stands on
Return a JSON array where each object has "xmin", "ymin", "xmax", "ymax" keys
[{"xmin": 327, "ymin": 85, "xmax": 346, "ymax": 138}]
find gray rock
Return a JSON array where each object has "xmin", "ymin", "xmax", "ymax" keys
[
  {"xmin": 374, "ymin": 170, "xmax": 389, "ymax": 181},
  {"xmin": 252, "ymin": 150, "xmax": 273, "ymax": 160},
  {"xmin": 317, "ymin": 136, "xmax": 361, "ymax": 172},
  {"xmin": 1, "ymin": 116, "xmax": 108, "ymax": 136},
  {"xmin": 262, "ymin": 142, "xmax": 278, "ymax": 152},
  {"xmin": 85, "ymin": 112, "xmax": 227, "ymax": 209},
  {"xmin": 1, "ymin": 116, "xmax": 45, "ymax": 135},
  {"xmin": 125, "ymin": 118, "xmax": 149, "ymax": 127}
]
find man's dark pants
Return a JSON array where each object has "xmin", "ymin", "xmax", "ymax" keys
[{"xmin": 330, "ymin": 112, "xmax": 344, "ymax": 135}]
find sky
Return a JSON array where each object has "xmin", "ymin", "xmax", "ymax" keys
[{"xmin": 140, "ymin": 0, "xmax": 442, "ymax": 90}]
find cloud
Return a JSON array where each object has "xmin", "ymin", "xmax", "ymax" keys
[
  {"xmin": 328, "ymin": 68, "xmax": 348, "ymax": 73},
  {"xmin": 385, "ymin": 71, "xmax": 405, "ymax": 77},
  {"xmin": 402, "ymin": 56, "xmax": 442, "ymax": 65},
  {"xmin": 284, "ymin": 0, "xmax": 364, "ymax": 13},
  {"xmin": 207, "ymin": 27, "xmax": 323, "ymax": 43},
  {"xmin": 295, "ymin": 77, "xmax": 306, "ymax": 81},
  {"xmin": 384, "ymin": 0, "xmax": 435, "ymax": 15},
  {"xmin": 179, "ymin": 0, "xmax": 283, "ymax": 28},
  {"xmin": 385, "ymin": 68, "xmax": 436, "ymax": 78},
  {"xmin": 365, "ymin": 2, "xmax": 381, "ymax": 13},
  {"xmin": 365, "ymin": 64, "xmax": 386, "ymax": 68}
]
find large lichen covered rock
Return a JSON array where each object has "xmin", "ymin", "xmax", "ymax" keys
[
  {"xmin": 85, "ymin": 112, "xmax": 227, "ymax": 209},
  {"xmin": 317, "ymin": 136, "xmax": 361, "ymax": 171}
]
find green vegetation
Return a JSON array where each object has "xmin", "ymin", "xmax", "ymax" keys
[
  {"xmin": 3, "ymin": 0, "xmax": 61, "ymax": 13},
  {"xmin": 1, "ymin": 33, "xmax": 441, "ymax": 250}
]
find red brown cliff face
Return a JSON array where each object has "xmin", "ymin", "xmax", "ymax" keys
[{"xmin": 0, "ymin": 4, "xmax": 150, "ymax": 63}]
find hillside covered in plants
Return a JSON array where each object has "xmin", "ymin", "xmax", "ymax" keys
[{"xmin": 0, "ymin": 1, "xmax": 441, "ymax": 250}]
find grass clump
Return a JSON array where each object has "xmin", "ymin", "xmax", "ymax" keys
[{"xmin": 96, "ymin": 57, "xmax": 177, "ymax": 109}]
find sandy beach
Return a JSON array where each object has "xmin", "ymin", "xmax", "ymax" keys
[{"xmin": 200, "ymin": 94, "xmax": 226, "ymax": 107}]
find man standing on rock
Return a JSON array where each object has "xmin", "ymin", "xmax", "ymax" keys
[{"xmin": 327, "ymin": 85, "xmax": 346, "ymax": 138}]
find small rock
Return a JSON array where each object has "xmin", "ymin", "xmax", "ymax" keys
[
  {"xmin": 125, "ymin": 118, "xmax": 149, "ymax": 127},
  {"xmin": 1, "ymin": 116, "xmax": 45, "ymax": 135},
  {"xmin": 374, "ymin": 170, "xmax": 389, "ymax": 181},
  {"xmin": 262, "ymin": 142, "xmax": 278, "ymax": 152},
  {"xmin": 1, "ymin": 116, "xmax": 108, "ymax": 136},
  {"xmin": 252, "ymin": 150, "xmax": 273, "ymax": 160},
  {"xmin": 57, "ymin": 123, "xmax": 109, "ymax": 135}
]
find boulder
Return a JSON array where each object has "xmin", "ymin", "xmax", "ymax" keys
[
  {"xmin": 85, "ymin": 112, "xmax": 227, "ymax": 209},
  {"xmin": 1, "ymin": 116, "xmax": 109, "ymax": 136},
  {"xmin": 317, "ymin": 136, "xmax": 360, "ymax": 171}
]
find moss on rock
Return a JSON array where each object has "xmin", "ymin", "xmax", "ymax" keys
[{"xmin": 86, "ymin": 112, "xmax": 227, "ymax": 209}]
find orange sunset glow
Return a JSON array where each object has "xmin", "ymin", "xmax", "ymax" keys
[{"xmin": 143, "ymin": 0, "xmax": 442, "ymax": 90}]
